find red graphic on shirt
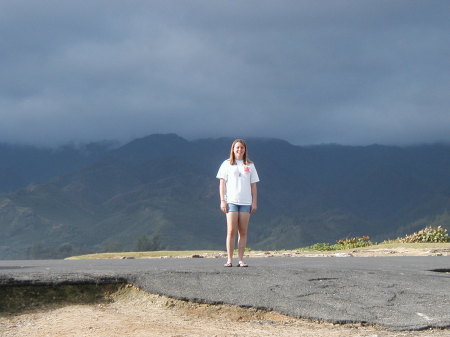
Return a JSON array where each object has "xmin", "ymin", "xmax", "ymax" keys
[{"xmin": 244, "ymin": 166, "xmax": 250, "ymax": 173}]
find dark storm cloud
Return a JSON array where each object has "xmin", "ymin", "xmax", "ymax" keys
[{"xmin": 0, "ymin": 0, "xmax": 448, "ymax": 146}]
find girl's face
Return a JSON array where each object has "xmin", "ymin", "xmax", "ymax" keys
[{"xmin": 233, "ymin": 142, "xmax": 246, "ymax": 160}]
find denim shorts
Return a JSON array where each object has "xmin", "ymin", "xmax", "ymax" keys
[{"xmin": 227, "ymin": 203, "xmax": 251, "ymax": 213}]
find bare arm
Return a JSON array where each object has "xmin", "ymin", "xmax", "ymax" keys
[
  {"xmin": 219, "ymin": 179, "xmax": 227, "ymax": 213},
  {"xmin": 251, "ymin": 183, "xmax": 257, "ymax": 213}
]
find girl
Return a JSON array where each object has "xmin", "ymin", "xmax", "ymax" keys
[{"xmin": 216, "ymin": 139, "xmax": 260, "ymax": 267}]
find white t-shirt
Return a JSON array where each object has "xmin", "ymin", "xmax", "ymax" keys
[{"xmin": 216, "ymin": 159, "xmax": 260, "ymax": 205}]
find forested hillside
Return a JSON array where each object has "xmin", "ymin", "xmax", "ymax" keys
[{"xmin": 1, "ymin": 134, "xmax": 449, "ymax": 259}]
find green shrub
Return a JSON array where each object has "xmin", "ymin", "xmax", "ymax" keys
[
  {"xmin": 398, "ymin": 226, "xmax": 449, "ymax": 243},
  {"xmin": 299, "ymin": 236, "xmax": 373, "ymax": 251},
  {"xmin": 307, "ymin": 242, "xmax": 335, "ymax": 251},
  {"xmin": 336, "ymin": 235, "xmax": 372, "ymax": 248},
  {"xmin": 299, "ymin": 226, "xmax": 449, "ymax": 252}
]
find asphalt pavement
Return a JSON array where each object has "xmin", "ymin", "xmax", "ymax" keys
[{"xmin": 0, "ymin": 256, "xmax": 449, "ymax": 330}]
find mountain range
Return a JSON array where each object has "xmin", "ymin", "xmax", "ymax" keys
[{"xmin": 1, "ymin": 134, "xmax": 449, "ymax": 259}]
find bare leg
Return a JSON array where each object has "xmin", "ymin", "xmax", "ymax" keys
[
  {"xmin": 226, "ymin": 212, "xmax": 239, "ymax": 264},
  {"xmin": 237, "ymin": 212, "xmax": 251, "ymax": 264}
]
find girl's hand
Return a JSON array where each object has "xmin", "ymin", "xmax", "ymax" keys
[
  {"xmin": 220, "ymin": 200, "xmax": 227, "ymax": 213},
  {"xmin": 251, "ymin": 202, "xmax": 257, "ymax": 213}
]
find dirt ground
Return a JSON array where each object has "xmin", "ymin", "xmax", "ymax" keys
[
  {"xmin": 1, "ymin": 285, "xmax": 448, "ymax": 337},
  {"xmin": 1, "ymin": 246, "xmax": 449, "ymax": 337}
]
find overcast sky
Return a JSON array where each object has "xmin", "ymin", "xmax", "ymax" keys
[{"xmin": 0, "ymin": 0, "xmax": 448, "ymax": 147}]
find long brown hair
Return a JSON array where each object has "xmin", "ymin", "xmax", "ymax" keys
[{"xmin": 229, "ymin": 139, "xmax": 253, "ymax": 165}]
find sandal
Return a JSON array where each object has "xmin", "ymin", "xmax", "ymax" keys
[
  {"xmin": 237, "ymin": 262, "xmax": 248, "ymax": 267},
  {"xmin": 224, "ymin": 262, "xmax": 232, "ymax": 267}
]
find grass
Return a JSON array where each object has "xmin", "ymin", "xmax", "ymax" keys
[
  {"xmin": 66, "ymin": 250, "xmax": 224, "ymax": 260},
  {"xmin": 298, "ymin": 242, "xmax": 450, "ymax": 252},
  {"xmin": 66, "ymin": 242, "xmax": 450, "ymax": 259},
  {"xmin": 369, "ymin": 242, "xmax": 450, "ymax": 249},
  {"xmin": 297, "ymin": 236, "xmax": 373, "ymax": 251},
  {"xmin": 297, "ymin": 227, "xmax": 449, "ymax": 252},
  {"xmin": 68, "ymin": 227, "xmax": 449, "ymax": 259},
  {"xmin": 68, "ymin": 248, "xmax": 253, "ymax": 260}
]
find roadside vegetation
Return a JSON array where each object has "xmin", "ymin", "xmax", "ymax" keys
[
  {"xmin": 298, "ymin": 225, "xmax": 449, "ymax": 252},
  {"xmin": 298, "ymin": 236, "xmax": 373, "ymax": 252},
  {"xmin": 68, "ymin": 226, "xmax": 449, "ymax": 259},
  {"xmin": 66, "ymin": 250, "xmax": 224, "ymax": 260},
  {"xmin": 396, "ymin": 225, "xmax": 449, "ymax": 243}
]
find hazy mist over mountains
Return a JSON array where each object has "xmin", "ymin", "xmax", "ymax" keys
[{"xmin": 1, "ymin": 134, "xmax": 450, "ymax": 259}]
